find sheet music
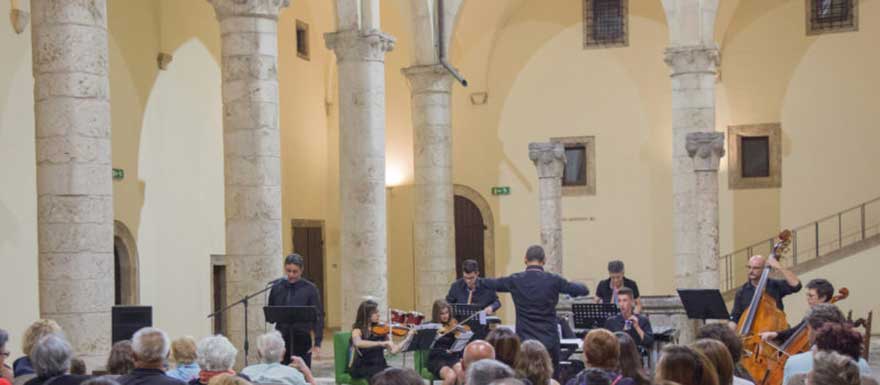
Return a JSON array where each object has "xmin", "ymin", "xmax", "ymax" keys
[{"xmin": 450, "ymin": 331, "xmax": 474, "ymax": 352}]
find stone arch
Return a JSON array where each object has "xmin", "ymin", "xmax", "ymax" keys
[
  {"xmin": 114, "ymin": 220, "xmax": 140, "ymax": 305},
  {"xmin": 453, "ymin": 184, "xmax": 495, "ymax": 277}
]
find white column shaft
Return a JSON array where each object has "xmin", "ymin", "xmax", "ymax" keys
[
  {"xmin": 686, "ymin": 132, "xmax": 725, "ymax": 289},
  {"xmin": 529, "ymin": 142, "xmax": 566, "ymax": 274}
]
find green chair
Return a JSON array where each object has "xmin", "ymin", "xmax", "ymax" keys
[
  {"xmin": 333, "ymin": 332, "xmax": 369, "ymax": 385},
  {"xmin": 413, "ymin": 350, "xmax": 436, "ymax": 384}
]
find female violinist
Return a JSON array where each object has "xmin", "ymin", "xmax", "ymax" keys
[
  {"xmin": 350, "ymin": 300, "xmax": 409, "ymax": 383},
  {"xmin": 428, "ymin": 300, "xmax": 463, "ymax": 385}
]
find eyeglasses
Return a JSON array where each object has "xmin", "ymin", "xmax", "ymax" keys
[{"xmin": 0, "ymin": 351, "xmax": 10, "ymax": 357}]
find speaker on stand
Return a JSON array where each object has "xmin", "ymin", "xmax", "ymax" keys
[{"xmin": 112, "ymin": 306, "xmax": 152, "ymax": 343}]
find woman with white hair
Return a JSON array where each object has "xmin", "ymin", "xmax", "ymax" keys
[
  {"xmin": 241, "ymin": 332, "xmax": 314, "ymax": 385},
  {"xmin": 22, "ymin": 334, "xmax": 90, "ymax": 385},
  {"xmin": 188, "ymin": 336, "xmax": 248, "ymax": 385}
]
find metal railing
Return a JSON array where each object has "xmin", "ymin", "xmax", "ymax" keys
[{"xmin": 719, "ymin": 196, "xmax": 880, "ymax": 293}]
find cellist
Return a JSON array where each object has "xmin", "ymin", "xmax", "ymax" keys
[
  {"xmin": 728, "ymin": 255, "xmax": 802, "ymax": 328},
  {"xmin": 757, "ymin": 278, "xmax": 834, "ymax": 343}
]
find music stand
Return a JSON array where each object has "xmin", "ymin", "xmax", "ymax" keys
[
  {"xmin": 264, "ymin": 306, "xmax": 318, "ymax": 364},
  {"xmin": 572, "ymin": 303, "xmax": 620, "ymax": 330},
  {"xmin": 676, "ymin": 289, "xmax": 730, "ymax": 320},
  {"xmin": 402, "ymin": 325, "xmax": 440, "ymax": 352},
  {"xmin": 450, "ymin": 303, "xmax": 488, "ymax": 340}
]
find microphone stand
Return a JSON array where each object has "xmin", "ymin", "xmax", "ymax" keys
[{"xmin": 208, "ymin": 282, "xmax": 277, "ymax": 366}]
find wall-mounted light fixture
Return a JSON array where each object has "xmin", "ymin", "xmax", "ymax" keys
[
  {"xmin": 157, "ymin": 52, "xmax": 173, "ymax": 71},
  {"xmin": 470, "ymin": 92, "xmax": 488, "ymax": 105}
]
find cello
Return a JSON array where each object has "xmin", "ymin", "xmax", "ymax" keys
[
  {"xmin": 761, "ymin": 287, "xmax": 849, "ymax": 385},
  {"xmin": 737, "ymin": 230, "xmax": 792, "ymax": 385}
]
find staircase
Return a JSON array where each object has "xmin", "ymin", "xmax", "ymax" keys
[{"xmin": 718, "ymin": 196, "xmax": 880, "ymax": 296}]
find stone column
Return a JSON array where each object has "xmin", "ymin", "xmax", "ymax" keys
[
  {"xmin": 664, "ymin": 45, "xmax": 720, "ymax": 290},
  {"xmin": 208, "ymin": 0, "xmax": 288, "ymax": 365},
  {"xmin": 325, "ymin": 30, "xmax": 395, "ymax": 328},
  {"xmin": 686, "ymin": 132, "xmax": 725, "ymax": 289},
  {"xmin": 528, "ymin": 142, "xmax": 566, "ymax": 274},
  {"xmin": 402, "ymin": 65, "xmax": 455, "ymax": 314},
  {"xmin": 31, "ymin": 0, "xmax": 113, "ymax": 368}
]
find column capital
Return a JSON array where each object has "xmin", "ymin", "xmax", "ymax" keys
[
  {"xmin": 207, "ymin": 0, "xmax": 289, "ymax": 20},
  {"xmin": 402, "ymin": 64, "xmax": 453, "ymax": 94},
  {"xmin": 664, "ymin": 44, "xmax": 720, "ymax": 76},
  {"xmin": 529, "ymin": 142, "xmax": 566, "ymax": 178},
  {"xmin": 686, "ymin": 132, "xmax": 725, "ymax": 171},
  {"xmin": 324, "ymin": 29, "xmax": 395, "ymax": 62}
]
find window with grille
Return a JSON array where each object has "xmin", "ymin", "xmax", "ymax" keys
[
  {"xmin": 807, "ymin": 0, "xmax": 858, "ymax": 35},
  {"xmin": 584, "ymin": 0, "xmax": 628, "ymax": 48},
  {"xmin": 728, "ymin": 124, "xmax": 782, "ymax": 189},
  {"xmin": 551, "ymin": 136, "xmax": 596, "ymax": 196}
]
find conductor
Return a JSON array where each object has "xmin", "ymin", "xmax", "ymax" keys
[
  {"xmin": 267, "ymin": 254, "xmax": 324, "ymax": 367},
  {"xmin": 482, "ymin": 245, "xmax": 589, "ymax": 371}
]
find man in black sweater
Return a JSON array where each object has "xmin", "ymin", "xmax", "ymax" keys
[{"xmin": 267, "ymin": 254, "xmax": 324, "ymax": 367}]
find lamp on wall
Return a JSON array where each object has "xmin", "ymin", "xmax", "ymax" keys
[
  {"xmin": 10, "ymin": 0, "xmax": 29, "ymax": 34},
  {"xmin": 386, "ymin": 163, "xmax": 404, "ymax": 189}
]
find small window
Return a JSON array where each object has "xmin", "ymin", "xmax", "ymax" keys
[
  {"xmin": 552, "ymin": 136, "xmax": 596, "ymax": 196},
  {"xmin": 296, "ymin": 20, "xmax": 310, "ymax": 60},
  {"xmin": 584, "ymin": 0, "xmax": 628, "ymax": 48},
  {"xmin": 741, "ymin": 136, "xmax": 770, "ymax": 178},
  {"xmin": 807, "ymin": 0, "xmax": 857, "ymax": 35}
]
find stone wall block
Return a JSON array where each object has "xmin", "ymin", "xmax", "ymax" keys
[
  {"xmin": 222, "ymin": 79, "xmax": 278, "ymax": 104},
  {"xmin": 325, "ymin": 30, "xmax": 395, "ymax": 63},
  {"xmin": 35, "ymin": 73, "xmax": 108, "ymax": 101},
  {"xmin": 222, "ymin": 32, "xmax": 278, "ymax": 57},
  {"xmin": 223, "ymin": 55, "xmax": 277, "ymax": 82},
  {"xmin": 48, "ymin": 312, "xmax": 111, "ymax": 366},
  {"xmin": 220, "ymin": 16, "xmax": 278, "ymax": 34},
  {"xmin": 223, "ymin": 100, "xmax": 278, "ymax": 132},
  {"xmin": 223, "ymin": 128, "xmax": 281, "ymax": 158},
  {"xmin": 39, "ymin": 252, "xmax": 112, "ymax": 281},
  {"xmin": 38, "ymin": 223, "xmax": 113, "ymax": 253},
  {"xmin": 671, "ymin": 87, "xmax": 714, "ymax": 110},
  {"xmin": 225, "ymin": 156, "xmax": 281, "ymax": 187},
  {"xmin": 37, "ymin": 137, "xmax": 111, "ymax": 164},
  {"xmin": 36, "ymin": 99, "xmax": 110, "ymax": 138},
  {"xmin": 40, "ymin": 277, "xmax": 113, "ymax": 313},
  {"xmin": 225, "ymin": 255, "xmax": 278, "ymax": 288},
  {"xmin": 225, "ymin": 220, "xmax": 282, "ymax": 256},
  {"xmin": 38, "ymin": 164, "xmax": 111, "ymax": 196},
  {"xmin": 38, "ymin": 195, "xmax": 112, "ymax": 224},
  {"xmin": 208, "ymin": 0, "xmax": 288, "ymax": 19},
  {"xmin": 225, "ymin": 186, "xmax": 282, "ymax": 220},
  {"xmin": 30, "ymin": 0, "xmax": 107, "ymax": 27},
  {"xmin": 33, "ymin": 25, "xmax": 108, "ymax": 75}
]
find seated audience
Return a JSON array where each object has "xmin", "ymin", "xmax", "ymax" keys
[
  {"xmin": 24, "ymin": 334, "xmax": 90, "ymax": 385},
  {"xmin": 603, "ymin": 288, "xmax": 652, "ymax": 350},
  {"xmin": 787, "ymin": 351, "xmax": 864, "ymax": 385},
  {"xmin": 453, "ymin": 341, "xmax": 495, "ymax": 385},
  {"xmin": 69, "ymin": 359, "xmax": 86, "ymax": 376},
  {"xmin": 613, "ymin": 333, "xmax": 650, "ymax": 385},
  {"xmin": 204, "ymin": 375, "xmax": 249, "ymax": 385},
  {"xmin": 654, "ymin": 345, "xmax": 719, "ymax": 385},
  {"xmin": 566, "ymin": 329, "xmax": 633, "ymax": 385},
  {"xmin": 691, "ymin": 339, "xmax": 736, "ymax": 385},
  {"xmin": 2, "ymin": 329, "xmax": 13, "ymax": 385},
  {"xmin": 82, "ymin": 378, "xmax": 120, "ymax": 385},
  {"xmin": 370, "ymin": 368, "xmax": 424, "ymax": 385},
  {"xmin": 489, "ymin": 379, "xmax": 526, "ymax": 385},
  {"xmin": 486, "ymin": 328, "xmax": 520, "ymax": 368},
  {"xmin": 697, "ymin": 323, "xmax": 753, "ymax": 384},
  {"xmin": 513, "ymin": 340, "xmax": 559, "ymax": 385},
  {"xmin": 783, "ymin": 304, "xmax": 872, "ymax": 385},
  {"xmin": 105, "ymin": 341, "xmax": 135, "ymax": 379},
  {"xmin": 15, "ymin": 320, "xmax": 62, "ymax": 381},
  {"xmin": 165, "ymin": 338, "xmax": 198, "ymax": 383},
  {"xmin": 117, "ymin": 328, "xmax": 183, "ymax": 385},
  {"xmin": 466, "ymin": 359, "xmax": 514, "ymax": 385},
  {"xmin": 241, "ymin": 331, "xmax": 312, "ymax": 385},
  {"xmin": 190, "ymin": 336, "xmax": 245, "ymax": 385}
]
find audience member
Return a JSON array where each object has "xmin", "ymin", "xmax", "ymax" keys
[
  {"xmin": 691, "ymin": 339, "xmax": 739, "ymax": 385},
  {"xmin": 787, "ymin": 351, "xmax": 862, "ymax": 385},
  {"xmin": 82, "ymin": 378, "xmax": 120, "ymax": 385},
  {"xmin": 654, "ymin": 345, "xmax": 719, "ymax": 385},
  {"xmin": 370, "ymin": 368, "xmax": 423, "ymax": 385},
  {"xmin": 566, "ymin": 329, "xmax": 633, "ymax": 385},
  {"xmin": 190, "ymin": 336, "xmax": 246, "ymax": 385},
  {"xmin": 697, "ymin": 323, "xmax": 753, "ymax": 383},
  {"xmin": 204, "ymin": 375, "xmax": 249, "ymax": 385},
  {"xmin": 15, "ymin": 320, "xmax": 62, "ymax": 380},
  {"xmin": 486, "ymin": 329, "xmax": 520, "ymax": 368},
  {"xmin": 513, "ymin": 340, "xmax": 559, "ymax": 385},
  {"xmin": 69, "ymin": 359, "xmax": 86, "ymax": 376},
  {"xmin": 613, "ymin": 333, "xmax": 650, "ymax": 385},
  {"xmin": 106, "ymin": 341, "xmax": 135, "ymax": 378},
  {"xmin": 23, "ymin": 334, "xmax": 90, "ymax": 385},
  {"xmin": 466, "ymin": 359, "xmax": 514, "ymax": 385},
  {"xmin": 241, "ymin": 331, "xmax": 312, "ymax": 385},
  {"xmin": 782, "ymin": 304, "xmax": 872, "ymax": 385},
  {"xmin": 116, "ymin": 328, "xmax": 183, "ymax": 385},
  {"xmin": 489, "ymin": 379, "xmax": 526, "ymax": 385},
  {"xmin": 165, "ymin": 338, "xmax": 198, "ymax": 383},
  {"xmin": 2, "ymin": 329, "xmax": 13, "ymax": 384},
  {"xmin": 453, "ymin": 341, "xmax": 495, "ymax": 385}
]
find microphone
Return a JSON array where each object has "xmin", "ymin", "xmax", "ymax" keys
[{"xmin": 267, "ymin": 277, "xmax": 284, "ymax": 286}]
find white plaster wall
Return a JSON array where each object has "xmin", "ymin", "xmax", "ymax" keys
[
  {"xmin": 0, "ymin": 27, "xmax": 38, "ymax": 363},
  {"xmin": 137, "ymin": 39, "xmax": 225, "ymax": 340}
]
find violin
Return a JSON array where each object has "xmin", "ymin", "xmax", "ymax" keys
[{"xmin": 371, "ymin": 322, "xmax": 412, "ymax": 337}]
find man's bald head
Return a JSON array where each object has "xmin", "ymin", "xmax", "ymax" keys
[
  {"xmin": 747, "ymin": 255, "xmax": 766, "ymax": 281},
  {"xmin": 462, "ymin": 340, "xmax": 495, "ymax": 369},
  {"xmin": 749, "ymin": 255, "xmax": 766, "ymax": 265}
]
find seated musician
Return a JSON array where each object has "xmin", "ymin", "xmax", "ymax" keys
[
  {"xmin": 603, "ymin": 287, "xmax": 653, "ymax": 349},
  {"xmin": 350, "ymin": 299, "xmax": 407, "ymax": 383},
  {"xmin": 595, "ymin": 260, "xmax": 642, "ymax": 314},
  {"xmin": 428, "ymin": 300, "xmax": 463, "ymax": 385},
  {"xmin": 758, "ymin": 278, "xmax": 833, "ymax": 343},
  {"xmin": 729, "ymin": 255, "xmax": 801, "ymax": 327},
  {"xmin": 446, "ymin": 259, "xmax": 501, "ymax": 315}
]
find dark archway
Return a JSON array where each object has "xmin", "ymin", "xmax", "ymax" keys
[
  {"xmin": 114, "ymin": 221, "xmax": 140, "ymax": 305},
  {"xmin": 454, "ymin": 195, "xmax": 486, "ymax": 278}
]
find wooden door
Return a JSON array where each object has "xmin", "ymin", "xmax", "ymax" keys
[
  {"xmin": 293, "ymin": 225, "xmax": 326, "ymax": 312},
  {"xmin": 454, "ymin": 195, "xmax": 486, "ymax": 278}
]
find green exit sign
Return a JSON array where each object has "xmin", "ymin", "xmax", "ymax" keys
[
  {"xmin": 112, "ymin": 168, "xmax": 124, "ymax": 180},
  {"xmin": 491, "ymin": 186, "xmax": 511, "ymax": 196}
]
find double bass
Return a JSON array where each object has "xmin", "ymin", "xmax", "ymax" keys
[
  {"xmin": 737, "ymin": 230, "xmax": 792, "ymax": 385},
  {"xmin": 761, "ymin": 287, "xmax": 849, "ymax": 385}
]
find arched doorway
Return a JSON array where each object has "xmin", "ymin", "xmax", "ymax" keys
[
  {"xmin": 114, "ymin": 221, "xmax": 140, "ymax": 305},
  {"xmin": 453, "ymin": 185, "xmax": 495, "ymax": 278}
]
